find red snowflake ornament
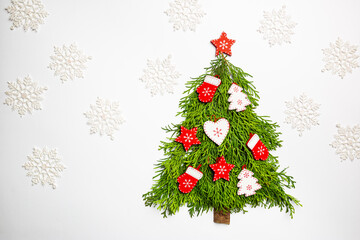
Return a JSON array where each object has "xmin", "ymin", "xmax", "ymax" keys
[
  {"xmin": 175, "ymin": 126, "xmax": 201, "ymax": 151},
  {"xmin": 211, "ymin": 32, "xmax": 236, "ymax": 56},
  {"xmin": 209, "ymin": 156, "xmax": 235, "ymax": 181}
]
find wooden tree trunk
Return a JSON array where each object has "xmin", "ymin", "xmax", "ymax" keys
[{"xmin": 213, "ymin": 209, "xmax": 230, "ymax": 224}]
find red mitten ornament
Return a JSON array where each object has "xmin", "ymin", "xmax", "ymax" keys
[
  {"xmin": 246, "ymin": 133, "xmax": 269, "ymax": 161},
  {"xmin": 196, "ymin": 75, "xmax": 221, "ymax": 103},
  {"xmin": 177, "ymin": 165, "xmax": 203, "ymax": 193}
]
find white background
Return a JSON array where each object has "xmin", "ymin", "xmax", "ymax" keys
[{"xmin": 0, "ymin": 0, "xmax": 360, "ymax": 239}]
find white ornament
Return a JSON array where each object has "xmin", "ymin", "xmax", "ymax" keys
[
  {"xmin": 48, "ymin": 43, "xmax": 92, "ymax": 83},
  {"xmin": 23, "ymin": 147, "xmax": 65, "ymax": 189},
  {"xmin": 140, "ymin": 55, "xmax": 180, "ymax": 96},
  {"xmin": 204, "ymin": 118, "xmax": 230, "ymax": 146},
  {"xmin": 84, "ymin": 98, "xmax": 125, "ymax": 140},
  {"xmin": 237, "ymin": 168, "xmax": 261, "ymax": 197},
  {"xmin": 321, "ymin": 38, "xmax": 359, "ymax": 79},
  {"xmin": 4, "ymin": 75, "xmax": 47, "ymax": 117},
  {"xmin": 165, "ymin": 0, "xmax": 205, "ymax": 32},
  {"xmin": 330, "ymin": 124, "xmax": 360, "ymax": 161},
  {"xmin": 228, "ymin": 83, "xmax": 251, "ymax": 112},
  {"xmin": 258, "ymin": 5, "xmax": 297, "ymax": 47},
  {"xmin": 284, "ymin": 94, "xmax": 320, "ymax": 136},
  {"xmin": 5, "ymin": 0, "xmax": 49, "ymax": 32}
]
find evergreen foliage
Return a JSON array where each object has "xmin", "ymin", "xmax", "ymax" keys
[{"xmin": 143, "ymin": 55, "xmax": 301, "ymax": 218}]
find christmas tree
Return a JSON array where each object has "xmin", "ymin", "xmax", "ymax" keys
[{"xmin": 143, "ymin": 32, "xmax": 300, "ymax": 224}]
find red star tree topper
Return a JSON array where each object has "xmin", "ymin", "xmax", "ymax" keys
[
  {"xmin": 175, "ymin": 126, "xmax": 201, "ymax": 151},
  {"xmin": 209, "ymin": 156, "xmax": 235, "ymax": 181},
  {"xmin": 211, "ymin": 32, "xmax": 236, "ymax": 56}
]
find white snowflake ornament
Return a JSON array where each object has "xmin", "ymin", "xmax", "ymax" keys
[
  {"xmin": 321, "ymin": 38, "xmax": 359, "ymax": 79},
  {"xmin": 23, "ymin": 147, "xmax": 65, "ymax": 189},
  {"xmin": 165, "ymin": 0, "xmax": 205, "ymax": 32},
  {"xmin": 140, "ymin": 55, "xmax": 180, "ymax": 96},
  {"xmin": 84, "ymin": 98, "xmax": 125, "ymax": 140},
  {"xmin": 330, "ymin": 124, "xmax": 360, "ymax": 161},
  {"xmin": 5, "ymin": 0, "xmax": 49, "ymax": 32},
  {"xmin": 258, "ymin": 5, "xmax": 297, "ymax": 47},
  {"xmin": 4, "ymin": 75, "xmax": 47, "ymax": 117},
  {"xmin": 284, "ymin": 94, "xmax": 320, "ymax": 136},
  {"xmin": 48, "ymin": 44, "xmax": 92, "ymax": 83}
]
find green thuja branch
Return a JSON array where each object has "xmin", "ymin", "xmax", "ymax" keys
[{"xmin": 143, "ymin": 55, "xmax": 301, "ymax": 218}]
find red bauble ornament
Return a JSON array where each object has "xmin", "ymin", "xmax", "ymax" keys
[
  {"xmin": 246, "ymin": 133, "xmax": 269, "ymax": 161},
  {"xmin": 175, "ymin": 126, "xmax": 201, "ymax": 151},
  {"xmin": 209, "ymin": 156, "xmax": 235, "ymax": 181},
  {"xmin": 196, "ymin": 75, "xmax": 221, "ymax": 103},
  {"xmin": 211, "ymin": 32, "xmax": 236, "ymax": 56},
  {"xmin": 177, "ymin": 165, "xmax": 203, "ymax": 193}
]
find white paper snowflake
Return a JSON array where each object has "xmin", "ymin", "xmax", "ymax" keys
[
  {"xmin": 84, "ymin": 98, "xmax": 125, "ymax": 140},
  {"xmin": 140, "ymin": 55, "xmax": 180, "ymax": 96},
  {"xmin": 258, "ymin": 5, "xmax": 297, "ymax": 47},
  {"xmin": 5, "ymin": 0, "xmax": 48, "ymax": 32},
  {"xmin": 48, "ymin": 43, "xmax": 92, "ymax": 83},
  {"xmin": 284, "ymin": 94, "xmax": 320, "ymax": 136},
  {"xmin": 330, "ymin": 124, "xmax": 360, "ymax": 161},
  {"xmin": 321, "ymin": 38, "xmax": 359, "ymax": 79},
  {"xmin": 4, "ymin": 75, "xmax": 47, "ymax": 117},
  {"xmin": 165, "ymin": 0, "xmax": 205, "ymax": 32},
  {"xmin": 23, "ymin": 147, "xmax": 65, "ymax": 189}
]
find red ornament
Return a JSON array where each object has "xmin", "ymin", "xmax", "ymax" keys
[
  {"xmin": 246, "ymin": 133, "xmax": 269, "ymax": 161},
  {"xmin": 209, "ymin": 156, "xmax": 235, "ymax": 181},
  {"xmin": 196, "ymin": 75, "xmax": 221, "ymax": 103},
  {"xmin": 211, "ymin": 32, "xmax": 236, "ymax": 56},
  {"xmin": 177, "ymin": 165, "xmax": 203, "ymax": 193},
  {"xmin": 175, "ymin": 126, "xmax": 201, "ymax": 151}
]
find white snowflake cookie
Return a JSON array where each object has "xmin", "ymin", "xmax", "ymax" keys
[
  {"xmin": 165, "ymin": 0, "xmax": 205, "ymax": 32},
  {"xmin": 284, "ymin": 94, "xmax": 320, "ymax": 136},
  {"xmin": 48, "ymin": 43, "xmax": 92, "ymax": 83},
  {"xmin": 4, "ymin": 75, "xmax": 47, "ymax": 117},
  {"xmin": 140, "ymin": 55, "xmax": 180, "ymax": 96},
  {"xmin": 6, "ymin": 0, "xmax": 49, "ymax": 32},
  {"xmin": 84, "ymin": 98, "xmax": 125, "ymax": 140},
  {"xmin": 330, "ymin": 124, "xmax": 360, "ymax": 161},
  {"xmin": 321, "ymin": 38, "xmax": 359, "ymax": 79},
  {"xmin": 23, "ymin": 147, "xmax": 66, "ymax": 189},
  {"xmin": 258, "ymin": 5, "xmax": 297, "ymax": 47}
]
